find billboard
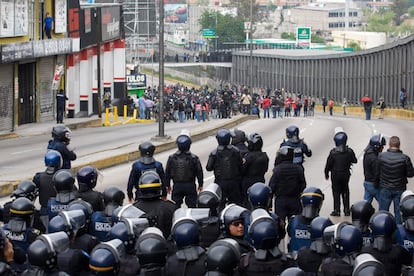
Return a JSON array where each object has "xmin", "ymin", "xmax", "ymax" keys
[
  {"xmin": 165, "ymin": 4, "xmax": 187, "ymax": 23},
  {"xmin": 0, "ymin": 0, "xmax": 28, "ymax": 37},
  {"xmin": 296, "ymin": 27, "xmax": 311, "ymax": 49}
]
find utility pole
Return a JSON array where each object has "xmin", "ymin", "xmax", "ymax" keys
[
  {"xmin": 249, "ymin": 0, "xmax": 253, "ymax": 96},
  {"xmin": 157, "ymin": 0, "xmax": 166, "ymax": 138},
  {"xmin": 95, "ymin": 9, "xmax": 102, "ymax": 118}
]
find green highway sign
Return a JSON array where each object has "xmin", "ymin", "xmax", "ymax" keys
[{"xmin": 202, "ymin": 29, "xmax": 217, "ymax": 38}]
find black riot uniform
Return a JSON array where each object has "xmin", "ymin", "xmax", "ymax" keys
[
  {"xmin": 206, "ymin": 128, "xmax": 243, "ymax": 206},
  {"xmin": 165, "ymin": 134, "xmax": 204, "ymax": 208},
  {"xmin": 297, "ymin": 216, "xmax": 333, "ymax": 274},
  {"xmin": 275, "ymin": 125, "xmax": 312, "ymax": 167},
  {"xmin": 197, "ymin": 183, "xmax": 222, "ymax": 248},
  {"xmin": 324, "ymin": 130, "xmax": 357, "ymax": 216},
  {"xmin": 240, "ymin": 133, "xmax": 269, "ymax": 208},
  {"xmin": 319, "ymin": 223, "xmax": 363, "ymax": 276},
  {"xmin": 166, "ymin": 210, "xmax": 207, "ymax": 276},
  {"xmin": 109, "ymin": 218, "xmax": 147, "ymax": 276},
  {"xmin": 127, "ymin": 141, "xmax": 169, "ymax": 202},
  {"xmin": 133, "ymin": 171, "xmax": 178, "ymax": 238},
  {"xmin": 269, "ymin": 146, "xmax": 306, "ymax": 224},
  {"xmin": 231, "ymin": 128, "xmax": 249, "ymax": 158},
  {"xmin": 22, "ymin": 232, "xmax": 70, "ymax": 276},
  {"xmin": 238, "ymin": 209, "xmax": 295, "ymax": 276},
  {"xmin": 47, "ymin": 125, "xmax": 77, "ymax": 169},
  {"xmin": 76, "ymin": 165, "xmax": 104, "ymax": 212},
  {"xmin": 33, "ymin": 149, "xmax": 62, "ymax": 229}
]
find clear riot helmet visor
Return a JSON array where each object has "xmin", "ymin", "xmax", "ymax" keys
[
  {"xmin": 302, "ymin": 205, "xmax": 320, "ymax": 219},
  {"xmin": 64, "ymin": 209, "xmax": 86, "ymax": 232},
  {"xmin": 323, "ymin": 222, "xmax": 351, "ymax": 247},
  {"xmin": 92, "ymin": 239, "xmax": 126, "ymax": 264},
  {"xmin": 38, "ymin": 231, "xmax": 70, "ymax": 254},
  {"xmin": 113, "ymin": 204, "xmax": 145, "ymax": 222},
  {"xmin": 172, "ymin": 208, "xmax": 210, "ymax": 228},
  {"xmin": 352, "ymin": 253, "xmax": 385, "ymax": 276},
  {"xmin": 122, "ymin": 217, "xmax": 149, "ymax": 237}
]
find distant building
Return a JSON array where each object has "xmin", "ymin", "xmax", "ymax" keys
[{"xmin": 331, "ymin": 31, "xmax": 387, "ymax": 49}]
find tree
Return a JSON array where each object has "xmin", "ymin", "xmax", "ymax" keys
[
  {"xmin": 347, "ymin": 41, "xmax": 362, "ymax": 51},
  {"xmin": 233, "ymin": 0, "xmax": 260, "ymax": 22},
  {"xmin": 391, "ymin": 0, "xmax": 409, "ymax": 25},
  {"xmin": 199, "ymin": 10, "xmax": 245, "ymax": 49},
  {"xmin": 366, "ymin": 9, "xmax": 395, "ymax": 34}
]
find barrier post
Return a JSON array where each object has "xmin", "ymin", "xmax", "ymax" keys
[
  {"xmin": 124, "ymin": 105, "xmax": 127, "ymax": 119},
  {"xmin": 104, "ymin": 107, "xmax": 110, "ymax": 125},
  {"xmin": 114, "ymin": 106, "xmax": 119, "ymax": 122}
]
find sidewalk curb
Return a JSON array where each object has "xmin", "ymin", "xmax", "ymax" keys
[{"xmin": 0, "ymin": 115, "xmax": 256, "ymax": 198}]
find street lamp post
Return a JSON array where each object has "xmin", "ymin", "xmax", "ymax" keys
[{"xmin": 249, "ymin": 0, "xmax": 253, "ymax": 96}]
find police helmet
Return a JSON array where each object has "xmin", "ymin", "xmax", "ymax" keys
[
  {"xmin": 10, "ymin": 197, "xmax": 35, "ymax": 220},
  {"xmin": 48, "ymin": 210, "xmax": 86, "ymax": 238},
  {"xmin": 310, "ymin": 216, "xmax": 333, "ymax": 240},
  {"xmin": 138, "ymin": 171, "xmax": 162, "ymax": 199},
  {"xmin": 52, "ymin": 125, "xmax": 71, "ymax": 143},
  {"xmin": 109, "ymin": 218, "xmax": 148, "ymax": 253},
  {"xmin": 197, "ymin": 183, "xmax": 222, "ymax": 213},
  {"xmin": 77, "ymin": 165, "xmax": 99, "ymax": 189},
  {"xmin": 351, "ymin": 200, "xmax": 375, "ymax": 231},
  {"xmin": 68, "ymin": 199, "xmax": 93, "ymax": 223},
  {"xmin": 230, "ymin": 129, "xmax": 246, "ymax": 145},
  {"xmin": 103, "ymin": 186, "xmax": 125, "ymax": 206},
  {"xmin": 334, "ymin": 224, "xmax": 363, "ymax": 256},
  {"xmin": 352, "ymin": 253, "xmax": 385, "ymax": 276},
  {"xmin": 247, "ymin": 133, "xmax": 263, "ymax": 151},
  {"xmin": 369, "ymin": 134, "xmax": 386, "ymax": 152},
  {"xmin": 112, "ymin": 204, "xmax": 145, "ymax": 224},
  {"xmin": 280, "ymin": 267, "xmax": 306, "ymax": 276},
  {"xmin": 139, "ymin": 141, "xmax": 155, "ymax": 157},
  {"xmin": 286, "ymin": 125, "xmax": 299, "ymax": 139},
  {"xmin": 205, "ymin": 238, "xmax": 240, "ymax": 274},
  {"xmin": 400, "ymin": 191, "xmax": 414, "ymax": 231},
  {"xmin": 300, "ymin": 187, "xmax": 324, "ymax": 219},
  {"xmin": 171, "ymin": 213, "xmax": 200, "ymax": 249},
  {"xmin": 44, "ymin": 150, "xmax": 63, "ymax": 172},
  {"xmin": 334, "ymin": 131, "xmax": 348, "ymax": 147},
  {"xmin": 219, "ymin": 203, "xmax": 250, "ymax": 236},
  {"xmin": 27, "ymin": 232, "xmax": 69, "ymax": 270},
  {"xmin": 12, "ymin": 180, "xmax": 39, "ymax": 201},
  {"xmin": 136, "ymin": 227, "xmax": 168, "ymax": 267},
  {"xmin": 176, "ymin": 134, "xmax": 192, "ymax": 152},
  {"xmin": 89, "ymin": 239, "xmax": 125, "ymax": 275},
  {"xmin": 369, "ymin": 211, "xmax": 396, "ymax": 237},
  {"xmin": 52, "ymin": 169, "xmax": 75, "ymax": 193},
  {"xmin": 248, "ymin": 209, "xmax": 279, "ymax": 249},
  {"xmin": 369, "ymin": 211, "xmax": 396, "ymax": 252},
  {"xmin": 277, "ymin": 146, "xmax": 294, "ymax": 162},
  {"xmin": 247, "ymin": 182, "xmax": 272, "ymax": 209},
  {"xmin": 216, "ymin": 128, "xmax": 231, "ymax": 146}
]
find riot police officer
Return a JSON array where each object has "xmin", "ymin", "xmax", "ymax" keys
[
  {"xmin": 48, "ymin": 209, "xmax": 95, "ymax": 275},
  {"xmin": 320, "ymin": 222, "xmax": 363, "ymax": 275},
  {"xmin": 352, "ymin": 253, "xmax": 385, "ymax": 276},
  {"xmin": 351, "ymin": 200, "xmax": 375, "ymax": 247},
  {"xmin": 363, "ymin": 134, "xmax": 386, "ymax": 203},
  {"xmin": 127, "ymin": 141, "xmax": 169, "ymax": 202},
  {"xmin": 109, "ymin": 218, "xmax": 147, "ymax": 275},
  {"xmin": 196, "ymin": 183, "xmax": 222, "ymax": 248},
  {"xmin": 89, "ymin": 239, "xmax": 125, "ymax": 276},
  {"xmin": 395, "ymin": 191, "xmax": 414, "ymax": 258},
  {"xmin": 297, "ymin": 216, "xmax": 333, "ymax": 274},
  {"xmin": 76, "ymin": 165, "xmax": 104, "ymax": 211},
  {"xmin": 33, "ymin": 149, "xmax": 62, "ymax": 229},
  {"xmin": 241, "ymin": 133, "xmax": 269, "ymax": 208},
  {"xmin": 1, "ymin": 180, "xmax": 43, "ymax": 233},
  {"xmin": 136, "ymin": 227, "xmax": 169, "ymax": 275},
  {"xmin": 270, "ymin": 146, "xmax": 306, "ymax": 225},
  {"xmin": 47, "ymin": 125, "xmax": 77, "ymax": 169},
  {"xmin": 2, "ymin": 197, "xmax": 40, "ymax": 264},
  {"xmin": 205, "ymin": 238, "xmax": 241, "ymax": 275},
  {"xmin": 91, "ymin": 186, "xmax": 125, "ymax": 242},
  {"xmin": 231, "ymin": 128, "xmax": 248, "ymax": 157},
  {"xmin": 47, "ymin": 169, "xmax": 77, "ymax": 220},
  {"xmin": 238, "ymin": 209, "xmax": 295, "ymax": 275},
  {"xmin": 0, "ymin": 230, "xmax": 18, "ymax": 275},
  {"xmin": 133, "ymin": 171, "xmax": 178, "ymax": 238},
  {"xmin": 275, "ymin": 125, "xmax": 312, "ymax": 167},
  {"xmin": 165, "ymin": 133, "xmax": 204, "ymax": 208},
  {"xmin": 287, "ymin": 187, "xmax": 324, "ymax": 257},
  {"xmin": 361, "ymin": 211, "xmax": 412, "ymax": 275},
  {"xmin": 22, "ymin": 232, "xmax": 70, "ymax": 275},
  {"xmin": 166, "ymin": 210, "xmax": 207, "ymax": 276},
  {"xmin": 206, "ymin": 128, "xmax": 243, "ymax": 206},
  {"xmin": 219, "ymin": 203, "xmax": 253, "ymax": 254},
  {"xmin": 324, "ymin": 130, "xmax": 357, "ymax": 216}
]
